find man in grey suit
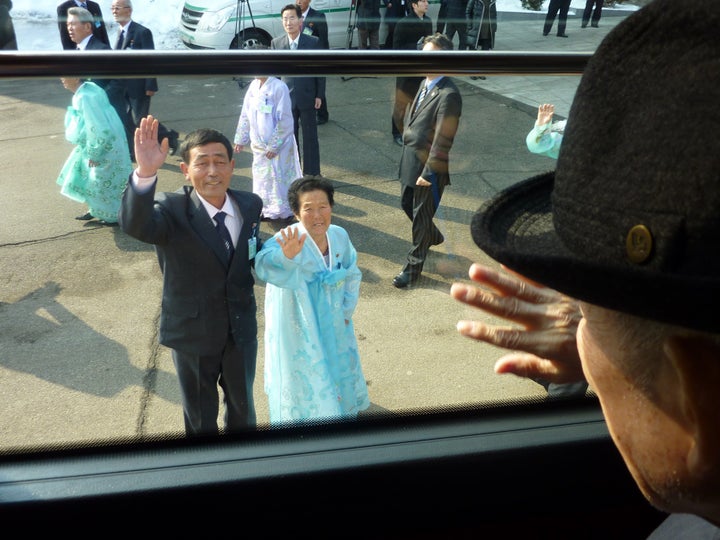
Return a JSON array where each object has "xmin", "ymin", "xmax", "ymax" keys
[
  {"xmin": 271, "ymin": 3, "xmax": 326, "ymax": 178},
  {"xmin": 393, "ymin": 33, "xmax": 462, "ymax": 288},
  {"xmin": 119, "ymin": 116, "xmax": 264, "ymax": 436}
]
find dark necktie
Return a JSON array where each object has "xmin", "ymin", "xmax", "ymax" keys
[
  {"xmin": 79, "ymin": 2, "xmax": 87, "ymax": 8},
  {"xmin": 214, "ymin": 211, "xmax": 235, "ymax": 259},
  {"xmin": 115, "ymin": 30, "xmax": 125, "ymax": 50},
  {"xmin": 414, "ymin": 82, "xmax": 428, "ymax": 114}
]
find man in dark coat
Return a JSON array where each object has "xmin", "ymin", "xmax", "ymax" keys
[
  {"xmin": 393, "ymin": 33, "xmax": 462, "ymax": 288},
  {"xmin": 297, "ymin": 0, "xmax": 330, "ymax": 125},
  {"xmin": 272, "ymin": 4, "xmax": 326, "ymax": 177},
  {"xmin": 111, "ymin": 0, "xmax": 179, "ymax": 154},
  {"xmin": 58, "ymin": 0, "xmax": 109, "ymax": 50},
  {"xmin": 119, "ymin": 118, "xmax": 263, "ymax": 436}
]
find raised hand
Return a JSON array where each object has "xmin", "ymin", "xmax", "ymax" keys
[
  {"xmin": 277, "ymin": 225, "xmax": 306, "ymax": 259},
  {"xmin": 450, "ymin": 263, "xmax": 586, "ymax": 385},
  {"xmin": 135, "ymin": 115, "xmax": 169, "ymax": 177},
  {"xmin": 537, "ymin": 103, "xmax": 555, "ymax": 127}
]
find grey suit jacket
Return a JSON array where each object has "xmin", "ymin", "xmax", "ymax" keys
[
  {"xmin": 270, "ymin": 33, "xmax": 326, "ymax": 109},
  {"xmin": 119, "ymin": 181, "xmax": 264, "ymax": 356},
  {"xmin": 399, "ymin": 76, "xmax": 462, "ymax": 188}
]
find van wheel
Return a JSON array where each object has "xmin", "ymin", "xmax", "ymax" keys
[{"xmin": 231, "ymin": 29, "xmax": 270, "ymax": 49}]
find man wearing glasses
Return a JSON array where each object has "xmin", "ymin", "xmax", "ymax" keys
[
  {"xmin": 57, "ymin": 0, "xmax": 109, "ymax": 50},
  {"xmin": 271, "ymin": 4, "xmax": 326, "ymax": 178},
  {"xmin": 111, "ymin": 0, "xmax": 180, "ymax": 155}
]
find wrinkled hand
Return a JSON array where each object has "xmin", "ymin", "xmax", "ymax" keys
[
  {"xmin": 450, "ymin": 263, "xmax": 586, "ymax": 384},
  {"xmin": 537, "ymin": 103, "xmax": 555, "ymax": 128},
  {"xmin": 135, "ymin": 115, "xmax": 169, "ymax": 177},
  {"xmin": 277, "ymin": 225, "xmax": 305, "ymax": 259}
]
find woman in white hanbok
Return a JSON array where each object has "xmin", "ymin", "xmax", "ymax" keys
[
  {"xmin": 234, "ymin": 76, "xmax": 302, "ymax": 221},
  {"xmin": 255, "ymin": 177, "xmax": 370, "ymax": 424}
]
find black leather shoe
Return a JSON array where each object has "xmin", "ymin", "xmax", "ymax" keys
[
  {"xmin": 392, "ymin": 271, "xmax": 419, "ymax": 289},
  {"xmin": 591, "ymin": 23, "xmax": 599, "ymax": 28},
  {"xmin": 75, "ymin": 211, "xmax": 94, "ymax": 221},
  {"xmin": 557, "ymin": 33, "xmax": 569, "ymax": 38}
]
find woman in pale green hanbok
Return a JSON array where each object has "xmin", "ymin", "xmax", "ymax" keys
[
  {"xmin": 526, "ymin": 103, "xmax": 566, "ymax": 160},
  {"xmin": 255, "ymin": 177, "xmax": 370, "ymax": 424},
  {"xmin": 56, "ymin": 78, "xmax": 132, "ymax": 224}
]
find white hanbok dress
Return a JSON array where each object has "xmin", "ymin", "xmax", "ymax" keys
[
  {"xmin": 234, "ymin": 77, "xmax": 302, "ymax": 220},
  {"xmin": 255, "ymin": 223, "xmax": 370, "ymax": 424}
]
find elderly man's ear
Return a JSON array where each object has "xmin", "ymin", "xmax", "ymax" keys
[{"xmin": 665, "ymin": 334, "xmax": 720, "ymax": 483}]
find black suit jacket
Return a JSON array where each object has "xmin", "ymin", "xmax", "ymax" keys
[
  {"xmin": 57, "ymin": 0, "xmax": 109, "ymax": 50},
  {"xmin": 81, "ymin": 36, "xmax": 128, "ymax": 113},
  {"xmin": 270, "ymin": 33, "xmax": 326, "ymax": 110},
  {"xmin": 399, "ymin": 77, "xmax": 462, "ymax": 188},
  {"xmin": 119, "ymin": 181, "xmax": 264, "ymax": 356},
  {"xmin": 115, "ymin": 21, "xmax": 160, "ymax": 98},
  {"xmin": 302, "ymin": 7, "xmax": 329, "ymax": 49}
]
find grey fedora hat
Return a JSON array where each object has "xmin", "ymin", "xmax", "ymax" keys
[{"xmin": 471, "ymin": 0, "xmax": 720, "ymax": 333}]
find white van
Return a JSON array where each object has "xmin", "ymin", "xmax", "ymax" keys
[{"xmin": 179, "ymin": 0, "xmax": 359, "ymax": 50}]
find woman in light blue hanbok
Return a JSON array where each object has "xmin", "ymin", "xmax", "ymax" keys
[
  {"xmin": 255, "ymin": 177, "xmax": 370, "ymax": 424},
  {"xmin": 56, "ymin": 78, "xmax": 132, "ymax": 224},
  {"xmin": 526, "ymin": 103, "xmax": 566, "ymax": 160}
]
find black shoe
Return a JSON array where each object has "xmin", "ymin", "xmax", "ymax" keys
[
  {"xmin": 581, "ymin": 23, "xmax": 588, "ymax": 28},
  {"xmin": 393, "ymin": 135, "xmax": 403, "ymax": 146},
  {"xmin": 392, "ymin": 271, "xmax": 419, "ymax": 289},
  {"xmin": 75, "ymin": 211, "xmax": 94, "ymax": 221},
  {"xmin": 543, "ymin": 32, "xmax": 549, "ymax": 36},
  {"xmin": 557, "ymin": 33, "xmax": 569, "ymax": 38},
  {"xmin": 168, "ymin": 130, "xmax": 180, "ymax": 155},
  {"xmin": 591, "ymin": 22, "xmax": 599, "ymax": 28},
  {"xmin": 470, "ymin": 76, "xmax": 486, "ymax": 80}
]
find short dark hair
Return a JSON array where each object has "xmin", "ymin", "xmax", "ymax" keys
[
  {"xmin": 281, "ymin": 3, "xmax": 302, "ymax": 17},
  {"xmin": 288, "ymin": 176, "xmax": 335, "ymax": 214},
  {"xmin": 179, "ymin": 128, "xmax": 233, "ymax": 163},
  {"xmin": 422, "ymin": 32, "xmax": 454, "ymax": 51}
]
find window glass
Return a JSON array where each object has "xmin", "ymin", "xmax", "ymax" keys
[{"xmin": 0, "ymin": 1, "xmax": 644, "ymax": 453}]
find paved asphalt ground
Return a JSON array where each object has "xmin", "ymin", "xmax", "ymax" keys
[{"xmin": 0, "ymin": 8, "xmax": 634, "ymax": 451}]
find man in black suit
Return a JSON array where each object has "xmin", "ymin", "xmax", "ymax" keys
[
  {"xmin": 66, "ymin": 7, "xmax": 136, "ymax": 160},
  {"xmin": 119, "ymin": 116, "xmax": 263, "ymax": 436},
  {"xmin": 110, "ymin": 0, "xmax": 179, "ymax": 155},
  {"xmin": 393, "ymin": 33, "xmax": 462, "ymax": 288},
  {"xmin": 296, "ymin": 0, "xmax": 330, "ymax": 125},
  {"xmin": 57, "ymin": 0, "xmax": 109, "ymax": 50},
  {"xmin": 271, "ymin": 4, "xmax": 326, "ymax": 178}
]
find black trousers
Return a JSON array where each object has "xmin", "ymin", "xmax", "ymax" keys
[
  {"xmin": 293, "ymin": 106, "xmax": 321, "ymax": 176},
  {"xmin": 400, "ymin": 181, "xmax": 445, "ymax": 276},
  {"xmin": 172, "ymin": 336, "xmax": 257, "ymax": 436},
  {"xmin": 543, "ymin": 0, "xmax": 571, "ymax": 36}
]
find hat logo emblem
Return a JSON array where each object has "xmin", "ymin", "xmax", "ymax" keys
[{"xmin": 625, "ymin": 224, "xmax": 653, "ymax": 264}]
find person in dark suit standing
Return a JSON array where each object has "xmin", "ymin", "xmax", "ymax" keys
[
  {"xmin": 542, "ymin": 0, "xmax": 571, "ymax": 38},
  {"xmin": 110, "ymin": 0, "xmax": 179, "ymax": 155},
  {"xmin": 119, "ymin": 115, "xmax": 263, "ymax": 436},
  {"xmin": 271, "ymin": 4, "xmax": 325, "ymax": 178},
  {"xmin": 0, "ymin": 0, "xmax": 17, "ymax": 50},
  {"xmin": 66, "ymin": 7, "xmax": 135, "ymax": 161},
  {"xmin": 296, "ymin": 0, "xmax": 330, "ymax": 125},
  {"xmin": 390, "ymin": 0, "xmax": 432, "ymax": 146},
  {"xmin": 382, "ymin": 0, "xmax": 407, "ymax": 50},
  {"xmin": 393, "ymin": 33, "xmax": 461, "ymax": 288},
  {"xmin": 58, "ymin": 0, "xmax": 109, "ymax": 50}
]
